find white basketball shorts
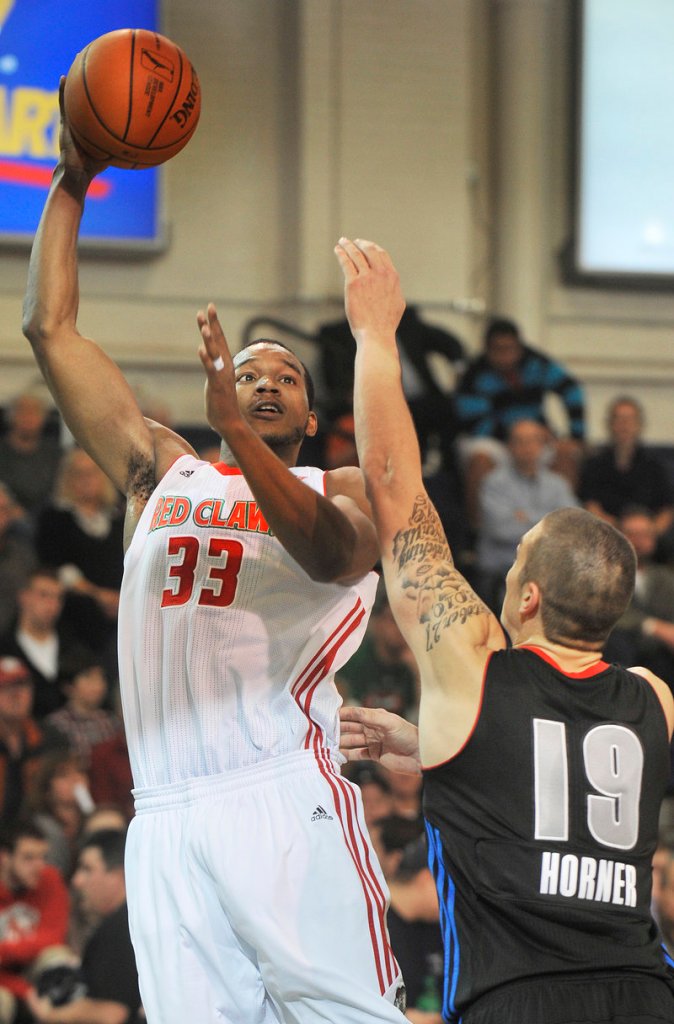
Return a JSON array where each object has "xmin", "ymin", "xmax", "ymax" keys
[{"xmin": 125, "ymin": 749, "xmax": 407, "ymax": 1023}]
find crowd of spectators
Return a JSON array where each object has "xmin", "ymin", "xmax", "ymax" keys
[
  {"xmin": 2, "ymin": 312, "xmax": 674, "ymax": 1020},
  {"xmin": 0, "ymin": 393, "xmax": 134, "ymax": 1021}
]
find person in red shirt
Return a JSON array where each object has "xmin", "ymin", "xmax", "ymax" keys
[
  {"xmin": 87, "ymin": 688, "xmax": 133, "ymax": 823},
  {"xmin": 0, "ymin": 819, "xmax": 71, "ymax": 1022}
]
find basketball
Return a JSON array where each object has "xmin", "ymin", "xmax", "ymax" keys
[{"xmin": 63, "ymin": 28, "xmax": 201, "ymax": 169}]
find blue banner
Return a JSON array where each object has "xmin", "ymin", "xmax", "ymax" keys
[{"xmin": 0, "ymin": 0, "xmax": 163, "ymax": 248}]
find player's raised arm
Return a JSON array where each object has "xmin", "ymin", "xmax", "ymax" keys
[
  {"xmin": 198, "ymin": 304, "xmax": 378, "ymax": 583},
  {"xmin": 334, "ymin": 238, "xmax": 506, "ymax": 763},
  {"xmin": 22, "ymin": 82, "xmax": 164, "ymax": 500}
]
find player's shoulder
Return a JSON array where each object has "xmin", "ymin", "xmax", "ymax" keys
[
  {"xmin": 628, "ymin": 665, "xmax": 674, "ymax": 735},
  {"xmin": 147, "ymin": 419, "xmax": 197, "ymax": 483},
  {"xmin": 324, "ymin": 464, "xmax": 366, "ymax": 499}
]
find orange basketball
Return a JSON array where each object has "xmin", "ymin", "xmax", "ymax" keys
[{"xmin": 63, "ymin": 28, "xmax": 201, "ymax": 169}]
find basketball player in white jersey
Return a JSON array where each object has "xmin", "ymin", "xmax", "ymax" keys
[{"xmin": 22, "ymin": 87, "xmax": 407, "ymax": 1024}]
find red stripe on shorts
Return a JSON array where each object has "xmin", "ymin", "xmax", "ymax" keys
[
  {"xmin": 317, "ymin": 757, "xmax": 399, "ymax": 994},
  {"xmin": 337, "ymin": 771, "xmax": 398, "ymax": 985}
]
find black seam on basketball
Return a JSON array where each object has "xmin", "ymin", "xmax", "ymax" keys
[
  {"xmin": 69, "ymin": 122, "xmax": 114, "ymax": 161},
  {"xmin": 123, "ymin": 31, "xmax": 135, "ymax": 141},
  {"xmin": 146, "ymin": 44, "xmax": 184, "ymax": 148},
  {"xmin": 72, "ymin": 120, "xmax": 159, "ymax": 167},
  {"xmin": 71, "ymin": 109, "xmax": 193, "ymax": 156},
  {"xmin": 80, "ymin": 42, "xmax": 129, "ymax": 147},
  {"xmin": 80, "ymin": 43, "xmax": 104, "ymax": 131}
]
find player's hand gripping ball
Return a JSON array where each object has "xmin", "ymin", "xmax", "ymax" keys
[{"xmin": 63, "ymin": 28, "xmax": 201, "ymax": 169}]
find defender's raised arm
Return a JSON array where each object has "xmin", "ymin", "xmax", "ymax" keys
[{"xmin": 334, "ymin": 238, "xmax": 505, "ymax": 764}]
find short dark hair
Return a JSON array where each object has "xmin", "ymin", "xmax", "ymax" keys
[
  {"xmin": 519, "ymin": 507, "xmax": 636, "ymax": 648},
  {"xmin": 484, "ymin": 318, "xmax": 521, "ymax": 348},
  {"xmin": 58, "ymin": 647, "xmax": 104, "ymax": 688},
  {"xmin": 608, "ymin": 394, "xmax": 644, "ymax": 423},
  {"xmin": 619, "ymin": 504, "xmax": 655, "ymax": 524},
  {"xmin": 80, "ymin": 828, "xmax": 126, "ymax": 870},
  {"xmin": 374, "ymin": 815, "xmax": 424, "ymax": 855},
  {"xmin": 0, "ymin": 818, "xmax": 46, "ymax": 853},
  {"xmin": 239, "ymin": 339, "xmax": 316, "ymax": 411},
  {"xmin": 23, "ymin": 566, "xmax": 61, "ymax": 588},
  {"xmin": 343, "ymin": 761, "xmax": 392, "ymax": 795}
]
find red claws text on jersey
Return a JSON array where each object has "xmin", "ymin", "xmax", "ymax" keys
[{"xmin": 149, "ymin": 495, "xmax": 270, "ymax": 535}]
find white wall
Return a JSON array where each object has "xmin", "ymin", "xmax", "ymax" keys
[
  {"xmin": 2, "ymin": 0, "xmax": 673, "ymax": 442},
  {"xmin": 545, "ymin": 0, "xmax": 674, "ymax": 441}
]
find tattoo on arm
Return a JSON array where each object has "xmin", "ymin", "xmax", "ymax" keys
[{"xmin": 392, "ymin": 494, "xmax": 488, "ymax": 651}]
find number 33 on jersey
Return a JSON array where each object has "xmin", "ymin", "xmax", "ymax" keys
[{"xmin": 117, "ymin": 455, "xmax": 378, "ymax": 789}]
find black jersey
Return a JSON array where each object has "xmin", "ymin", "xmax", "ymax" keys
[{"xmin": 422, "ymin": 645, "xmax": 673, "ymax": 1022}]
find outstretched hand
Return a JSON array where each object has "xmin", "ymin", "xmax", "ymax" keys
[
  {"xmin": 58, "ymin": 77, "xmax": 110, "ymax": 180},
  {"xmin": 339, "ymin": 705, "xmax": 421, "ymax": 775},
  {"xmin": 197, "ymin": 303, "xmax": 245, "ymax": 439},
  {"xmin": 333, "ymin": 237, "xmax": 405, "ymax": 343}
]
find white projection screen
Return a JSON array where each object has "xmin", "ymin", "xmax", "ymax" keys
[{"xmin": 572, "ymin": 0, "xmax": 674, "ymax": 285}]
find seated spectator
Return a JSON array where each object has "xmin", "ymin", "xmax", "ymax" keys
[
  {"xmin": 0, "ymin": 657, "xmax": 59, "ymax": 824},
  {"xmin": 387, "ymin": 769, "xmax": 423, "ymax": 823},
  {"xmin": 44, "ymin": 652, "xmax": 120, "ymax": 769},
  {"xmin": 654, "ymin": 846, "xmax": 674, "ymax": 958},
  {"xmin": 342, "ymin": 761, "xmax": 395, "ymax": 829},
  {"xmin": 337, "ymin": 585, "xmax": 419, "ymax": 719},
  {"xmin": 0, "ymin": 392, "xmax": 61, "ymax": 530},
  {"xmin": 475, "ymin": 419, "xmax": 578, "ymax": 612},
  {"xmin": 652, "ymin": 836, "xmax": 674, "ymax": 932},
  {"xmin": 0, "ymin": 568, "xmax": 76, "ymax": 720},
  {"xmin": 316, "ymin": 306, "xmax": 464, "ymax": 477},
  {"xmin": 69, "ymin": 802, "xmax": 130, "ymax": 954},
  {"xmin": 322, "ymin": 411, "xmax": 358, "ymax": 470},
  {"xmin": 87, "ymin": 689, "xmax": 134, "ymax": 823},
  {"xmin": 579, "ymin": 396, "xmax": 674, "ymax": 544},
  {"xmin": 35, "ymin": 448, "xmax": 124, "ymax": 665},
  {"xmin": 370, "ymin": 815, "xmax": 425, "ymax": 871},
  {"xmin": 69, "ymin": 808, "xmax": 129, "ymax": 956},
  {"xmin": 455, "ymin": 318, "xmax": 585, "ymax": 525},
  {"xmin": 81, "ymin": 807, "xmax": 128, "ymax": 838},
  {"xmin": 0, "ymin": 484, "xmax": 37, "ymax": 638},
  {"xmin": 604, "ymin": 507, "xmax": 674, "ymax": 687},
  {"xmin": 26, "ymin": 829, "xmax": 141, "ymax": 1024},
  {"xmin": 0, "ymin": 819, "xmax": 72, "ymax": 1024},
  {"xmin": 26, "ymin": 751, "xmax": 96, "ymax": 880}
]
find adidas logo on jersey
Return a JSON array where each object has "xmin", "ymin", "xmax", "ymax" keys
[
  {"xmin": 311, "ymin": 805, "xmax": 333, "ymax": 822},
  {"xmin": 179, "ymin": 470, "xmax": 194, "ymax": 477}
]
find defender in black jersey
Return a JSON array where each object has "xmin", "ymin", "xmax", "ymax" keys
[{"xmin": 335, "ymin": 237, "xmax": 674, "ymax": 1024}]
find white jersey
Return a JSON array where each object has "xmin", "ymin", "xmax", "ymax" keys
[{"xmin": 118, "ymin": 454, "xmax": 378, "ymax": 790}]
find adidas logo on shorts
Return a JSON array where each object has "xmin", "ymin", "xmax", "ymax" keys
[{"xmin": 311, "ymin": 805, "xmax": 333, "ymax": 821}]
